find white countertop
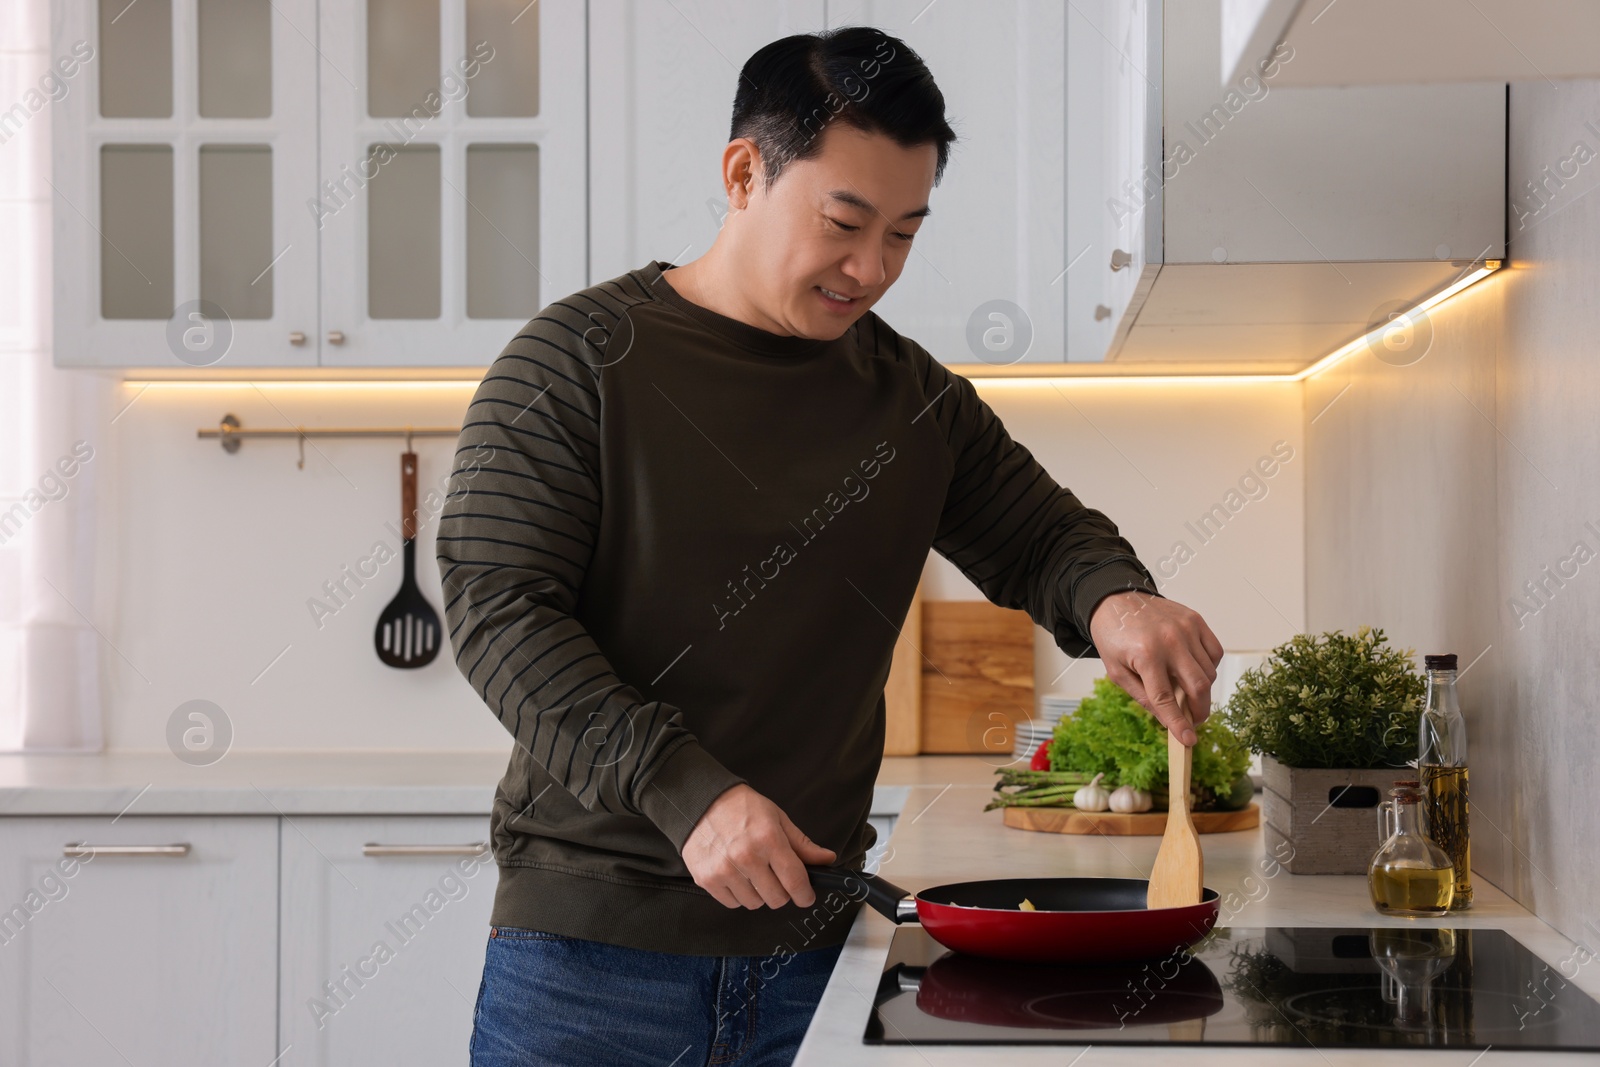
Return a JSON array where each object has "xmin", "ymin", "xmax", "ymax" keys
[
  {"xmin": 7, "ymin": 750, "xmax": 1594, "ymax": 1063},
  {"xmin": 0, "ymin": 750, "xmax": 910, "ymax": 817},
  {"xmin": 797, "ymin": 757, "xmax": 1600, "ymax": 1066}
]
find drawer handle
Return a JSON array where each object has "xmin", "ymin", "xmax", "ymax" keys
[
  {"xmin": 63, "ymin": 843, "xmax": 191, "ymax": 857},
  {"xmin": 363, "ymin": 843, "xmax": 490, "ymax": 857}
]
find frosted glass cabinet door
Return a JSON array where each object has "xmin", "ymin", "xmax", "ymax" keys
[
  {"xmin": 318, "ymin": 0, "xmax": 587, "ymax": 366},
  {"xmin": 53, "ymin": 0, "xmax": 321, "ymax": 368}
]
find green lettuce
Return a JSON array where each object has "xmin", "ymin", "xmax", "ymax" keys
[{"xmin": 1048, "ymin": 677, "xmax": 1251, "ymax": 806}]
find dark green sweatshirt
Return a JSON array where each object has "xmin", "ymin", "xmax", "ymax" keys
[{"xmin": 436, "ymin": 259, "xmax": 1159, "ymax": 957}]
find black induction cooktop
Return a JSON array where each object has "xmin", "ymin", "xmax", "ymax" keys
[{"xmin": 865, "ymin": 925, "xmax": 1600, "ymax": 1051}]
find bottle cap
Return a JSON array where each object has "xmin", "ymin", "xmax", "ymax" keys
[
  {"xmin": 1393, "ymin": 779, "xmax": 1420, "ymax": 788},
  {"xmin": 1425, "ymin": 654, "xmax": 1458, "ymax": 671}
]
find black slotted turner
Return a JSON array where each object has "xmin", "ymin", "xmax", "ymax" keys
[{"xmin": 375, "ymin": 450, "xmax": 442, "ymax": 668}]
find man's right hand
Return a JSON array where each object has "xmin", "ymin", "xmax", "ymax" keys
[{"xmin": 682, "ymin": 783, "xmax": 837, "ymax": 910}]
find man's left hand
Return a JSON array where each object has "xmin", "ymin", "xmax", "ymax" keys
[{"xmin": 1087, "ymin": 591, "xmax": 1224, "ymax": 746}]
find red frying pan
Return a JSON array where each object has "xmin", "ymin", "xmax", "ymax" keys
[{"xmin": 806, "ymin": 866, "xmax": 1219, "ymax": 964}]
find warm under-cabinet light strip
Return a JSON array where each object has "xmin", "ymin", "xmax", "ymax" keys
[
  {"xmin": 966, "ymin": 260, "xmax": 1504, "ymax": 388},
  {"xmin": 123, "ymin": 262, "xmax": 1501, "ymax": 390},
  {"xmin": 1290, "ymin": 261, "xmax": 1501, "ymax": 382},
  {"xmin": 120, "ymin": 379, "xmax": 483, "ymax": 388}
]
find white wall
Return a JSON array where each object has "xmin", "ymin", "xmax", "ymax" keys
[
  {"xmin": 1305, "ymin": 81, "xmax": 1600, "ymax": 949},
  {"xmin": 923, "ymin": 380, "xmax": 1305, "ymax": 701},
  {"xmin": 103, "ymin": 382, "xmax": 509, "ymax": 752},
  {"xmin": 100, "ymin": 377, "xmax": 1304, "ymax": 751}
]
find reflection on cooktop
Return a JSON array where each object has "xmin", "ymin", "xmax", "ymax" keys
[{"xmin": 865, "ymin": 926, "xmax": 1600, "ymax": 1050}]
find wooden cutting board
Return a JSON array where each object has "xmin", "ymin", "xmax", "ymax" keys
[
  {"xmin": 1002, "ymin": 803, "xmax": 1261, "ymax": 836},
  {"xmin": 882, "ymin": 584, "xmax": 923, "ymax": 756},
  {"xmin": 919, "ymin": 599, "xmax": 1035, "ymax": 754}
]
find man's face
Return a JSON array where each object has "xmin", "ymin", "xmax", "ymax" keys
[{"xmin": 734, "ymin": 123, "xmax": 937, "ymax": 340}]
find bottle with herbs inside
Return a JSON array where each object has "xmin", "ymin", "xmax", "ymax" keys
[
  {"xmin": 1369, "ymin": 781, "xmax": 1455, "ymax": 917},
  {"xmin": 1418, "ymin": 652, "xmax": 1472, "ymax": 909}
]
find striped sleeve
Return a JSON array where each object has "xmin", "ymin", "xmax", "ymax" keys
[
  {"xmin": 906, "ymin": 337, "xmax": 1161, "ymax": 657},
  {"xmin": 436, "ymin": 299, "xmax": 746, "ymax": 852}
]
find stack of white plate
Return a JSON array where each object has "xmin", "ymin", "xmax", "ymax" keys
[{"xmin": 1012, "ymin": 694, "xmax": 1080, "ymax": 758}]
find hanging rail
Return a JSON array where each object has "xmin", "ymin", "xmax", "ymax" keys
[{"xmin": 197, "ymin": 413, "xmax": 462, "ymax": 467}]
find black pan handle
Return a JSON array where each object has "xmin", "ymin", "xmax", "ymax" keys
[{"xmin": 806, "ymin": 865, "xmax": 919, "ymax": 924}]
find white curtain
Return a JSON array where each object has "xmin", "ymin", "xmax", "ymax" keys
[{"xmin": 0, "ymin": 0, "xmax": 115, "ymax": 751}]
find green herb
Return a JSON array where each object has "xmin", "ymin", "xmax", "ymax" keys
[
  {"xmin": 1221, "ymin": 625, "xmax": 1424, "ymax": 769},
  {"xmin": 1048, "ymin": 677, "xmax": 1251, "ymax": 806}
]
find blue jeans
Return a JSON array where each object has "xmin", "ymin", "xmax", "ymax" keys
[{"xmin": 469, "ymin": 925, "xmax": 845, "ymax": 1066}]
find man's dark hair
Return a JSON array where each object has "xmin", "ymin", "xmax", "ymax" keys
[{"xmin": 730, "ymin": 26, "xmax": 958, "ymax": 192}]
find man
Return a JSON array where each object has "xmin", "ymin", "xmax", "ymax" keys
[{"xmin": 440, "ymin": 25, "xmax": 1222, "ymax": 1067}]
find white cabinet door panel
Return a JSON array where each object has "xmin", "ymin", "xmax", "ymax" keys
[
  {"xmin": 1066, "ymin": 0, "xmax": 1157, "ymax": 361},
  {"xmin": 865, "ymin": 814, "xmax": 896, "ymax": 873},
  {"xmin": 850, "ymin": 0, "xmax": 1069, "ymax": 365},
  {"xmin": 52, "ymin": 0, "xmax": 321, "ymax": 369},
  {"xmin": 317, "ymin": 0, "xmax": 587, "ymax": 367},
  {"xmin": 588, "ymin": 0, "xmax": 827, "ymax": 284},
  {"xmin": 278, "ymin": 815, "xmax": 497, "ymax": 1066},
  {"xmin": 0, "ymin": 816, "xmax": 279, "ymax": 1066},
  {"xmin": 595, "ymin": 0, "xmax": 1067, "ymax": 364}
]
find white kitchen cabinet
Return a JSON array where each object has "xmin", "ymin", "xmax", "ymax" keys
[
  {"xmin": 53, "ymin": 0, "xmax": 322, "ymax": 369},
  {"xmin": 316, "ymin": 0, "xmax": 587, "ymax": 367},
  {"xmin": 278, "ymin": 816, "xmax": 496, "ymax": 1066},
  {"xmin": 52, "ymin": 0, "xmax": 1510, "ymax": 374},
  {"xmin": 593, "ymin": 0, "xmax": 1500, "ymax": 372},
  {"xmin": 1101, "ymin": 0, "xmax": 1506, "ymax": 371},
  {"xmin": 52, "ymin": 0, "xmax": 586, "ymax": 370},
  {"xmin": 865, "ymin": 814, "xmax": 895, "ymax": 873},
  {"xmin": 1065, "ymin": 0, "xmax": 1160, "ymax": 363},
  {"xmin": 1223, "ymin": 0, "xmax": 1600, "ymax": 87},
  {"xmin": 0, "ymin": 816, "xmax": 280, "ymax": 1066},
  {"xmin": 842, "ymin": 0, "xmax": 1067, "ymax": 367},
  {"xmin": 0, "ymin": 773, "xmax": 909, "ymax": 1063},
  {"xmin": 587, "ymin": 1, "xmax": 826, "ymax": 281},
  {"xmin": 590, "ymin": 0, "xmax": 1070, "ymax": 366}
]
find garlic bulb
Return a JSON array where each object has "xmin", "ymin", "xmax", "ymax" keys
[
  {"xmin": 1108, "ymin": 784, "xmax": 1154, "ymax": 813},
  {"xmin": 1072, "ymin": 772, "xmax": 1110, "ymax": 812}
]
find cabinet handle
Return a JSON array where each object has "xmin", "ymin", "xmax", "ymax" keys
[
  {"xmin": 1110, "ymin": 249, "xmax": 1133, "ymax": 271},
  {"xmin": 363, "ymin": 842, "xmax": 490, "ymax": 857},
  {"xmin": 327, "ymin": 330, "xmax": 346, "ymax": 345},
  {"xmin": 1094, "ymin": 304, "xmax": 1113, "ymax": 321},
  {"xmin": 289, "ymin": 331, "xmax": 307, "ymax": 346},
  {"xmin": 63, "ymin": 843, "xmax": 191, "ymax": 857}
]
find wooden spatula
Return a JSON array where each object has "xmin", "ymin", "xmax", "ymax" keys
[{"xmin": 1147, "ymin": 689, "xmax": 1204, "ymax": 909}]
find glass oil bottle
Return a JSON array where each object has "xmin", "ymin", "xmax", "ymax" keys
[
  {"xmin": 1418, "ymin": 653, "xmax": 1473, "ymax": 909},
  {"xmin": 1369, "ymin": 782, "xmax": 1456, "ymax": 917}
]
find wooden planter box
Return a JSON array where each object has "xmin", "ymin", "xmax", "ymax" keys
[{"xmin": 1260, "ymin": 756, "xmax": 1412, "ymax": 874}]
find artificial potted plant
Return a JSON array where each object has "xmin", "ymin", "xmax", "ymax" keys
[{"xmin": 1222, "ymin": 626, "xmax": 1426, "ymax": 874}]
